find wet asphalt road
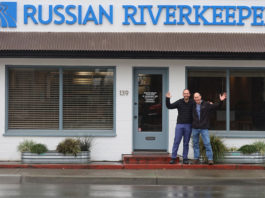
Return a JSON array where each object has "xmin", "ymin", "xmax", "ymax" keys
[{"xmin": 0, "ymin": 184, "xmax": 264, "ymax": 198}]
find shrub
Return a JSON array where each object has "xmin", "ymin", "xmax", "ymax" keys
[
  {"xmin": 17, "ymin": 140, "xmax": 36, "ymax": 152},
  {"xmin": 226, "ymin": 147, "xmax": 238, "ymax": 152},
  {"xmin": 78, "ymin": 137, "xmax": 92, "ymax": 151},
  {"xmin": 56, "ymin": 138, "xmax": 81, "ymax": 156},
  {"xmin": 252, "ymin": 141, "xmax": 265, "ymax": 155},
  {"xmin": 199, "ymin": 135, "xmax": 227, "ymax": 163},
  {"xmin": 30, "ymin": 144, "xmax": 48, "ymax": 154},
  {"xmin": 238, "ymin": 144, "xmax": 259, "ymax": 154}
]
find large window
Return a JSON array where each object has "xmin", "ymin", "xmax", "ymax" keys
[
  {"xmin": 7, "ymin": 67, "xmax": 115, "ymax": 136},
  {"xmin": 230, "ymin": 70, "xmax": 265, "ymax": 131},
  {"xmin": 188, "ymin": 69, "xmax": 226, "ymax": 130},
  {"xmin": 187, "ymin": 68, "xmax": 265, "ymax": 133}
]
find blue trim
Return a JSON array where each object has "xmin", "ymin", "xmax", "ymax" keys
[
  {"xmin": 185, "ymin": 68, "xmax": 188, "ymax": 89},
  {"xmin": 186, "ymin": 66, "xmax": 265, "ymax": 71},
  {"xmin": 210, "ymin": 131, "xmax": 265, "ymax": 138},
  {"xmin": 59, "ymin": 68, "xmax": 63, "ymax": 130},
  {"xmin": 4, "ymin": 130, "xmax": 116, "ymax": 137},
  {"xmin": 132, "ymin": 67, "xmax": 169, "ymax": 151},
  {"xmin": 132, "ymin": 68, "xmax": 136, "ymax": 151},
  {"xmin": 113, "ymin": 68, "xmax": 117, "ymax": 137},
  {"xmin": 226, "ymin": 69, "xmax": 230, "ymax": 132},
  {"xmin": 5, "ymin": 65, "xmax": 116, "ymax": 137},
  {"xmin": 164, "ymin": 68, "xmax": 169, "ymax": 151},
  {"xmin": 5, "ymin": 67, "xmax": 8, "ymax": 132}
]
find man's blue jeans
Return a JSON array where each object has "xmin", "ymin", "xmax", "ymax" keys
[
  {"xmin": 192, "ymin": 128, "xmax": 213, "ymax": 161},
  {"xmin": 171, "ymin": 124, "xmax": 192, "ymax": 160}
]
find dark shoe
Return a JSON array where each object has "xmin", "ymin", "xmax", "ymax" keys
[
  {"xmin": 169, "ymin": 158, "xmax": 176, "ymax": 164},
  {"xmin": 183, "ymin": 159, "xmax": 189, "ymax": 164},
  {"xmin": 208, "ymin": 160, "xmax": 214, "ymax": 165},
  {"xmin": 193, "ymin": 159, "xmax": 200, "ymax": 164}
]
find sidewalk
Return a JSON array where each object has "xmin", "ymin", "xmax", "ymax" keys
[
  {"xmin": 0, "ymin": 162, "xmax": 264, "ymax": 185},
  {"xmin": 0, "ymin": 161, "xmax": 264, "ymax": 170}
]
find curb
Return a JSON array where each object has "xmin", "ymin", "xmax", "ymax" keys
[
  {"xmin": 0, "ymin": 164, "xmax": 264, "ymax": 170},
  {"xmin": 19, "ymin": 175, "xmax": 265, "ymax": 186}
]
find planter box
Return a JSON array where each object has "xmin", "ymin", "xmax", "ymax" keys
[
  {"xmin": 22, "ymin": 151, "xmax": 90, "ymax": 164},
  {"xmin": 217, "ymin": 151, "xmax": 264, "ymax": 164}
]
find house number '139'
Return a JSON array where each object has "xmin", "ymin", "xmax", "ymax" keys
[{"xmin": 120, "ymin": 90, "xmax": 129, "ymax": 96}]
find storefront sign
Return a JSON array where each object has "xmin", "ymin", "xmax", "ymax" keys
[
  {"xmin": 1, "ymin": 0, "xmax": 265, "ymax": 32},
  {"xmin": 21, "ymin": 4, "xmax": 265, "ymax": 26}
]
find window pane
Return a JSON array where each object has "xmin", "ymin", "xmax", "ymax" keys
[
  {"xmin": 188, "ymin": 69, "xmax": 226, "ymax": 130},
  {"xmin": 230, "ymin": 70, "xmax": 265, "ymax": 131},
  {"xmin": 8, "ymin": 68, "xmax": 59, "ymax": 129},
  {"xmin": 63, "ymin": 69, "xmax": 114, "ymax": 130},
  {"xmin": 138, "ymin": 74, "xmax": 162, "ymax": 132}
]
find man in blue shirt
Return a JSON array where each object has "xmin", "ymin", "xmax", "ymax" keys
[{"xmin": 192, "ymin": 92, "xmax": 226, "ymax": 165}]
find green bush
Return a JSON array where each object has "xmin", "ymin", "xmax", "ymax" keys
[
  {"xmin": 17, "ymin": 140, "xmax": 36, "ymax": 152},
  {"xmin": 78, "ymin": 137, "xmax": 92, "ymax": 151},
  {"xmin": 238, "ymin": 144, "xmax": 259, "ymax": 154},
  {"xmin": 226, "ymin": 147, "xmax": 238, "ymax": 152},
  {"xmin": 30, "ymin": 144, "xmax": 48, "ymax": 154},
  {"xmin": 252, "ymin": 141, "xmax": 265, "ymax": 154},
  {"xmin": 56, "ymin": 138, "xmax": 81, "ymax": 156},
  {"xmin": 199, "ymin": 135, "xmax": 227, "ymax": 163}
]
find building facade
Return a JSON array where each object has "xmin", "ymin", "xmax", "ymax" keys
[{"xmin": 0, "ymin": 0, "xmax": 265, "ymax": 161}]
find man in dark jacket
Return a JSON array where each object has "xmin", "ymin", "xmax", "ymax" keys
[
  {"xmin": 166, "ymin": 89, "xmax": 193, "ymax": 164},
  {"xmin": 192, "ymin": 92, "xmax": 227, "ymax": 165}
]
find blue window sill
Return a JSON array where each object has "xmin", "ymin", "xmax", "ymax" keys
[
  {"xmin": 210, "ymin": 130, "xmax": 265, "ymax": 138},
  {"xmin": 4, "ymin": 130, "xmax": 116, "ymax": 137}
]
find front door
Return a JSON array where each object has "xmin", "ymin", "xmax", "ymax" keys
[{"xmin": 133, "ymin": 68, "xmax": 168, "ymax": 151}]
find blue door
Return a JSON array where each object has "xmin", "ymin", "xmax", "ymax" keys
[{"xmin": 133, "ymin": 68, "xmax": 168, "ymax": 151}]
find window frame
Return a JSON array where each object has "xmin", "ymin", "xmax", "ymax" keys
[
  {"xmin": 5, "ymin": 65, "xmax": 116, "ymax": 137},
  {"xmin": 186, "ymin": 66, "xmax": 265, "ymax": 138}
]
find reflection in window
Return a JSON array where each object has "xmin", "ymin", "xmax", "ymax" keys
[
  {"xmin": 188, "ymin": 69, "xmax": 226, "ymax": 130},
  {"xmin": 138, "ymin": 74, "xmax": 162, "ymax": 132},
  {"xmin": 230, "ymin": 70, "xmax": 265, "ymax": 131},
  {"xmin": 63, "ymin": 69, "xmax": 114, "ymax": 130}
]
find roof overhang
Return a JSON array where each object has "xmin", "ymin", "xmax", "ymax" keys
[{"xmin": 1, "ymin": 32, "xmax": 265, "ymax": 59}]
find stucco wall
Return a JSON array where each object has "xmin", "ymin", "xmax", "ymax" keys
[{"xmin": 0, "ymin": 58, "xmax": 264, "ymax": 161}]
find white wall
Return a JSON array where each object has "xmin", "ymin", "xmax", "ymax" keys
[{"xmin": 0, "ymin": 58, "xmax": 265, "ymax": 161}]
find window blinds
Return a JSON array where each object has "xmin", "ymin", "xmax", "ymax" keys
[
  {"xmin": 63, "ymin": 69, "xmax": 113, "ymax": 130},
  {"xmin": 8, "ymin": 68, "xmax": 59, "ymax": 129},
  {"xmin": 8, "ymin": 67, "xmax": 114, "ymax": 131}
]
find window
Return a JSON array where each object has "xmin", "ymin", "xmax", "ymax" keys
[
  {"xmin": 8, "ymin": 68, "xmax": 59, "ymax": 129},
  {"xmin": 7, "ymin": 67, "xmax": 115, "ymax": 136},
  {"xmin": 188, "ymin": 69, "xmax": 226, "ymax": 130},
  {"xmin": 187, "ymin": 68, "xmax": 265, "ymax": 133},
  {"xmin": 63, "ymin": 69, "xmax": 113, "ymax": 130},
  {"xmin": 230, "ymin": 70, "xmax": 265, "ymax": 131}
]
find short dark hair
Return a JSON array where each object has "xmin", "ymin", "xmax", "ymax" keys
[{"xmin": 183, "ymin": 89, "xmax": 190, "ymax": 93}]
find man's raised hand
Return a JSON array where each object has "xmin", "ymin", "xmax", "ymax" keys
[
  {"xmin": 219, "ymin": 92, "xmax": 227, "ymax": 101},
  {"xmin": 166, "ymin": 91, "xmax": 172, "ymax": 98}
]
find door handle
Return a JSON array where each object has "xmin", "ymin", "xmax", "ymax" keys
[
  {"xmin": 134, "ymin": 116, "xmax": 138, "ymax": 119},
  {"xmin": 134, "ymin": 102, "xmax": 137, "ymax": 105}
]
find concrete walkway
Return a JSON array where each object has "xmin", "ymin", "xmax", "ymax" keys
[{"xmin": 1, "ymin": 168, "xmax": 265, "ymax": 186}]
